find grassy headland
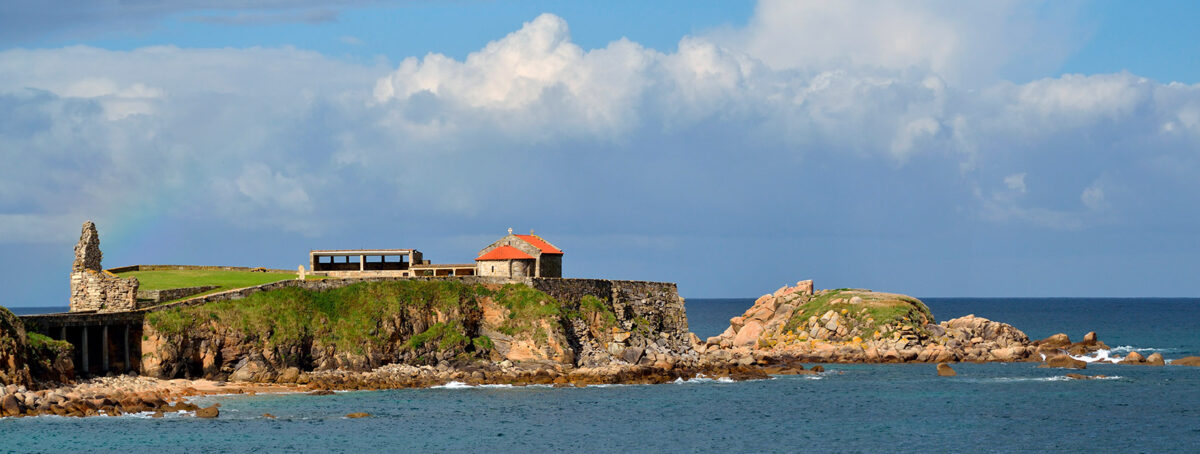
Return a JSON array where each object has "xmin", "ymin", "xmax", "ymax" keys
[{"xmin": 115, "ymin": 269, "xmax": 299, "ymax": 292}]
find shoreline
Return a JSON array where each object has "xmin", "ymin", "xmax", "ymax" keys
[{"xmin": 6, "ymin": 351, "xmax": 1199, "ymax": 419}]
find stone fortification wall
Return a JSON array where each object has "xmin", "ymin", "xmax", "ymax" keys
[
  {"xmin": 137, "ymin": 286, "xmax": 220, "ymax": 304},
  {"xmin": 146, "ymin": 276, "xmax": 516, "ymax": 312},
  {"xmin": 529, "ymin": 278, "xmax": 695, "ymax": 367},
  {"xmin": 69, "ymin": 222, "xmax": 139, "ymax": 313}
]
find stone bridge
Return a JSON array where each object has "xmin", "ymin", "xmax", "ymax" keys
[{"xmin": 20, "ymin": 311, "xmax": 144, "ymax": 377}]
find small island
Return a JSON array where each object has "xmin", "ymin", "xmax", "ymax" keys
[{"xmin": 2, "ymin": 221, "xmax": 1198, "ymax": 418}]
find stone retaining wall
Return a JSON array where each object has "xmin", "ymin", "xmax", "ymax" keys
[
  {"xmin": 137, "ymin": 286, "xmax": 220, "ymax": 304},
  {"xmin": 106, "ymin": 265, "xmax": 296, "ymax": 274}
]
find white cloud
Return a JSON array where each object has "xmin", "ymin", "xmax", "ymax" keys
[
  {"xmin": 233, "ymin": 163, "xmax": 312, "ymax": 213},
  {"xmin": 1004, "ymin": 173, "xmax": 1027, "ymax": 194},
  {"xmin": 3, "ymin": 9, "xmax": 1200, "ymax": 242},
  {"xmin": 723, "ymin": 0, "xmax": 1083, "ymax": 84},
  {"xmin": 1082, "ymin": 184, "xmax": 1108, "ymax": 211}
]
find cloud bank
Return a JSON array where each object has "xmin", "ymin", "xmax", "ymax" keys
[{"xmin": 3, "ymin": 1, "xmax": 1200, "ymax": 296}]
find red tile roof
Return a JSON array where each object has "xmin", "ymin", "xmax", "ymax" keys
[
  {"xmin": 515, "ymin": 235, "xmax": 563, "ymax": 254},
  {"xmin": 476, "ymin": 246, "xmax": 535, "ymax": 261}
]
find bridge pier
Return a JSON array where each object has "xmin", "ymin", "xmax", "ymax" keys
[
  {"xmin": 123, "ymin": 324, "xmax": 131, "ymax": 373},
  {"xmin": 80, "ymin": 325, "xmax": 89, "ymax": 375},
  {"xmin": 101, "ymin": 324, "xmax": 110, "ymax": 374}
]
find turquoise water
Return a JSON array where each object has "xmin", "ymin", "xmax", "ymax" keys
[{"xmin": 2, "ymin": 298, "xmax": 1199, "ymax": 453}]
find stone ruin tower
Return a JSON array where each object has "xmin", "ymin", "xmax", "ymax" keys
[{"xmin": 69, "ymin": 221, "xmax": 138, "ymax": 313}]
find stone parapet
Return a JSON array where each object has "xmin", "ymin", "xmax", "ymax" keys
[
  {"xmin": 107, "ymin": 265, "xmax": 295, "ymax": 274},
  {"xmin": 136, "ymin": 286, "xmax": 220, "ymax": 305}
]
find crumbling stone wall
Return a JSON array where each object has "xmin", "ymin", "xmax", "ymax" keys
[{"xmin": 68, "ymin": 221, "xmax": 139, "ymax": 313}]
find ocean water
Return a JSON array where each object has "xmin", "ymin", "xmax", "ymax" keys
[{"xmin": 2, "ymin": 298, "xmax": 1199, "ymax": 453}]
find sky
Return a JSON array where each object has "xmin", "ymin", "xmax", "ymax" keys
[{"xmin": 2, "ymin": 0, "xmax": 1200, "ymax": 304}]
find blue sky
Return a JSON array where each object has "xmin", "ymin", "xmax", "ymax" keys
[{"xmin": 2, "ymin": 0, "xmax": 1199, "ymax": 304}]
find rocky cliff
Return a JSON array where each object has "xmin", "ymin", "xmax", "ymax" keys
[
  {"xmin": 141, "ymin": 279, "xmax": 699, "ymax": 382},
  {"xmin": 0, "ymin": 307, "xmax": 74, "ymax": 388}
]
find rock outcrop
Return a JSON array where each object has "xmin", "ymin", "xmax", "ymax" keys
[
  {"xmin": 1119, "ymin": 351, "xmax": 1166, "ymax": 366},
  {"xmin": 937, "ymin": 363, "xmax": 956, "ymax": 376},
  {"xmin": 699, "ymin": 281, "xmax": 1040, "ymax": 364},
  {"xmin": 0, "ymin": 307, "xmax": 33, "ymax": 388},
  {"xmin": 69, "ymin": 221, "xmax": 139, "ymax": 313},
  {"xmin": 1172, "ymin": 356, "xmax": 1200, "ymax": 367},
  {"xmin": 0, "ymin": 306, "xmax": 73, "ymax": 388}
]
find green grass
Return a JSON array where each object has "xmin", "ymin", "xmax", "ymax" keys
[
  {"xmin": 783, "ymin": 289, "xmax": 933, "ymax": 337},
  {"xmin": 574, "ymin": 295, "xmax": 618, "ymax": 330},
  {"xmin": 116, "ymin": 269, "xmax": 298, "ymax": 292},
  {"xmin": 26, "ymin": 332, "xmax": 71, "ymax": 354},
  {"xmin": 146, "ymin": 280, "xmax": 494, "ymax": 356},
  {"xmin": 492, "ymin": 283, "xmax": 564, "ymax": 337}
]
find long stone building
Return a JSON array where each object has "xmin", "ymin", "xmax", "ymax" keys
[{"xmin": 306, "ymin": 228, "xmax": 562, "ymax": 279}]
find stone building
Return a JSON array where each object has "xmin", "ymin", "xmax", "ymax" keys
[
  {"xmin": 69, "ymin": 221, "xmax": 139, "ymax": 313},
  {"xmin": 475, "ymin": 229, "xmax": 563, "ymax": 278}
]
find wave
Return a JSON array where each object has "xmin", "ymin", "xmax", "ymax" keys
[
  {"xmin": 675, "ymin": 374, "xmax": 737, "ymax": 384},
  {"xmin": 431, "ymin": 381, "xmax": 518, "ymax": 389},
  {"xmin": 1066, "ymin": 345, "xmax": 1184, "ymax": 364}
]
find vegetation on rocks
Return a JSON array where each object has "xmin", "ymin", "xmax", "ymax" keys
[
  {"xmin": 0, "ymin": 307, "xmax": 73, "ymax": 388},
  {"xmin": 139, "ymin": 279, "xmax": 695, "ymax": 381},
  {"xmin": 491, "ymin": 283, "xmax": 564, "ymax": 338},
  {"xmin": 147, "ymin": 280, "xmax": 494, "ymax": 355},
  {"xmin": 782, "ymin": 289, "xmax": 934, "ymax": 340}
]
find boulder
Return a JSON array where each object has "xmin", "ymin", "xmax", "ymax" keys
[
  {"xmin": 1145, "ymin": 353, "xmax": 1165, "ymax": 366},
  {"xmin": 990, "ymin": 347, "xmax": 1022, "ymax": 362},
  {"xmin": 732, "ymin": 321, "xmax": 764, "ymax": 348},
  {"xmin": 1037, "ymin": 333, "xmax": 1071, "ymax": 348},
  {"xmin": 924, "ymin": 323, "xmax": 946, "ymax": 338},
  {"xmin": 229, "ymin": 358, "xmax": 266, "ymax": 382},
  {"xmin": 195, "ymin": 405, "xmax": 219, "ymax": 419},
  {"xmin": 796, "ymin": 280, "xmax": 814, "ymax": 296},
  {"xmin": 276, "ymin": 367, "xmax": 301, "ymax": 384},
  {"xmin": 1120, "ymin": 351, "xmax": 1145, "ymax": 364},
  {"xmin": 729, "ymin": 316, "xmax": 746, "ymax": 332},
  {"xmin": 621, "ymin": 347, "xmax": 644, "ymax": 365},
  {"xmin": 1040, "ymin": 355, "xmax": 1086, "ymax": 369},
  {"xmin": 936, "ymin": 363, "xmax": 956, "ymax": 377},
  {"xmin": 1, "ymin": 394, "xmax": 21, "ymax": 417},
  {"xmin": 1082, "ymin": 332, "xmax": 1098, "ymax": 345},
  {"xmin": 1172, "ymin": 356, "xmax": 1200, "ymax": 367}
]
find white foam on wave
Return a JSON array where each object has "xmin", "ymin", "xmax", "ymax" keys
[
  {"xmin": 431, "ymin": 381, "xmax": 519, "ymax": 389},
  {"xmin": 672, "ymin": 374, "xmax": 737, "ymax": 384},
  {"xmin": 431, "ymin": 381, "xmax": 472, "ymax": 389},
  {"xmin": 1068, "ymin": 349, "xmax": 1122, "ymax": 364},
  {"xmin": 1067, "ymin": 345, "xmax": 1182, "ymax": 364}
]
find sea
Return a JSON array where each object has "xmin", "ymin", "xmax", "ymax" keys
[{"xmin": 2, "ymin": 298, "xmax": 1199, "ymax": 453}]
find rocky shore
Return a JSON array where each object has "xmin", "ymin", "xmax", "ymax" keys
[
  {"xmin": 0, "ymin": 374, "xmax": 303, "ymax": 418},
  {"xmin": 4, "ymin": 279, "xmax": 1200, "ymax": 419},
  {"xmin": 695, "ymin": 280, "xmax": 1200, "ymax": 372}
]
